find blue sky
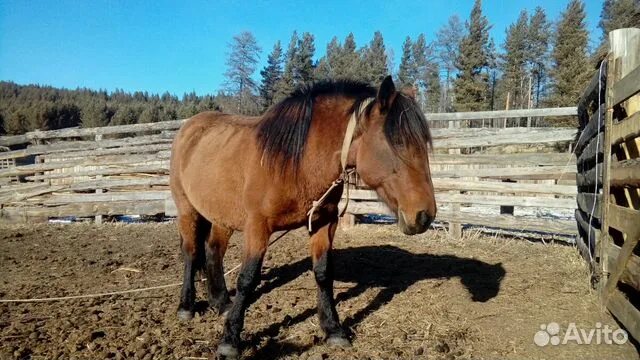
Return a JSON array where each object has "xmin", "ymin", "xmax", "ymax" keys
[{"xmin": 0, "ymin": 0, "xmax": 602, "ymax": 96}]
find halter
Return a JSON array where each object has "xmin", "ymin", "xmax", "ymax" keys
[{"xmin": 306, "ymin": 97, "xmax": 375, "ymax": 232}]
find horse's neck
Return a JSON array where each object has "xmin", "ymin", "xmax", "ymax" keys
[{"xmin": 297, "ymin": 102, "xmax": 354, "ymax": 195}]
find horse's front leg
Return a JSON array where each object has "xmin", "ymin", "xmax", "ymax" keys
[
  {"xmin": 310, "ymin": 219, "xmax": 350, "ymax": 347},
  {"xmin": 217, "ymin": 219, "xmax": 269, "ymax": 358}
]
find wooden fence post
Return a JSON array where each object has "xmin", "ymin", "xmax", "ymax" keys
[{"xmin": 95, "ymin": 134, "xmax": 103, "ymax": 224}]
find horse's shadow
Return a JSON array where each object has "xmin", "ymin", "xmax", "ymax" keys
[{"xmin": 243, "ymin": 245, "xmax": 506, "ymax": 359}]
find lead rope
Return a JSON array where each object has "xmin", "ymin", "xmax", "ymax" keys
[{"xmin": 306, "ymin": 98, "xmax": 374, "ymax": 233}]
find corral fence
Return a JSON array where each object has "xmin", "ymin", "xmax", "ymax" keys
[
  {"xmin": 575, "ymin": 28, "xmax": 640, "ymax": 343},
  {"xmin": 0, "ymin": 110, "xmax": 579, "ymax": 240}
]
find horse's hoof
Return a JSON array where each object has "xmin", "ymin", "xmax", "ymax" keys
[
  {"xmin": 326, "ymin": 336, "xmax": 351, "ymax": 348},
  {"xmin": 216, "ymin": 343, "xmax": 239, "ymax": 359},
  {"xmin": 177, "ymin": 309, "xmax": 194, "ymax": 321}
]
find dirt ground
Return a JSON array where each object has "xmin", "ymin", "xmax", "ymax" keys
[{"xmin": 0, "ymin": 223, "xmax": 638, "ymax": 360}]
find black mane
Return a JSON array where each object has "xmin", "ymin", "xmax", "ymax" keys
[
  {"xmin": 257, "ymin": 79, "xmax": 376, "ymax": 173},
  {"xmin": 256, "ymin": 79, "xmax": 432, "ymax": 175},
  {"xmin": 382, "ymin": 93, "xmax": 432, "ymax": 158}
]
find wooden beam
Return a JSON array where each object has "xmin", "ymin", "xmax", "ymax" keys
[
  {"xmin": 576, "ymin": 193, "xmax": 602, "ymax": 219},
  {"xmin": 432, "ymin": 179, "xmax": 576, "ymax": 196},
  {"xmin": 342, "ymin": 201, "xmax": 577, "ymax": 235},
  {"xmin": 432, "ymin": 165, "xmax": 576, "ymax": 181},
  {"xmin": 608, "ymin": 203, "xmax": 640, "ymax": 236},
  {"xmin": 43, "ymin": 191, "xmax": 170, "ymax": 205},
  {"xmin": 0, "ymin": 153, "xmax": 170, "ymax": 178},
  {"xmin": 431, "ymin": 127, "xmax": 577, "ymax": 148},
  {"xmin": 0, "ymin": 119, "xmax": 185, "ymax": 147},
  {"xmin": 577, "ymin": 132, "xmax": 604, "ymax": 166},
  {"xmin": 608, "ymin": 244, "xmax": 640, "ymax": 292},
  {"xmin": 607, "ymin": 289, "xmax": 640, "ymax": 343},
  {"xmin": 0, "ymin": 200, "xmax": 166, "ymax": 218},
  {"xmin": 40, "ymin": 144, "xmax": 172, "ymax": 160},
  {"xmin": 611, "ymin": 64, "xmax": 640, "ymax": 106},
  {"xmin": 25, "ymin": 165, "xmax": 169, "ymax": 181},
  {"xmin": 67, "ymin": 177, "xmax": 169, "ymax": 191},
  {"xmin": 610, "ymin": 158, "xmax": 640, "ymax": 186},
  {"xmin": 348, "ymin": 189, "xmax": 576, "ymax": 209},
  {"xmin": 425, "ymin": 107, "xmax": 577, "ymax": 121},
  {"xmin": 610, "ymin": 111, "xmax": 640, "ymax": 145},
  {"xmin": 430, "ymin": 152, "xmax": 575, "ymax": 166}
]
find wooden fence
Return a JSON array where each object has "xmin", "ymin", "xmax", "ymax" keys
[
  {"xmin": 598, "ymin": 28, "xmax": 640, "ymax": 344},
  {"xmin": 0, "ymin": 107, "xmax": 579, "ymax": 240}
]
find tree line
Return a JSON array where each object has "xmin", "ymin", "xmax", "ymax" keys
[{"xmin": 1, "ymin": 0, "xmax": 638, "ymax": 135}]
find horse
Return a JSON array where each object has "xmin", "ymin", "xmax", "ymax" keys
[{"xmin": 169, "ymin": 75, "xmax": 437, "ymax": 358}]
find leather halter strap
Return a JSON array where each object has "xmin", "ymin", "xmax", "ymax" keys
[{"xmin": 307, "ymin": 97, "xmax": 374, "ymax": 232}]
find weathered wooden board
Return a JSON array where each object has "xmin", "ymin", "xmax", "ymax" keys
[
  {"xmin": 576, "ymin": 193, "xmax": 602, "ymax": 219},
  {"xmin": 608, "ymin": 244, "xmax": 640, "ymax": 292},
  {"xmin": 611, "ymin": 64, "xmax": 640, "ymax": 106},
  {"xmin": 610, "ymin": 111, "xmax": 640, "ymax": 145},
  {"xmin": 607, "ymin": 289, "xmax": 640, "ymax": 344},
  {"xmin": 0, "ymin": 200, "xmax": 166, "ymax": 218},
  {"xmin": 430, "ymin": 152, "xmax": 575, "ymax": 166},
  {"xmin": 432, "ymin": 179, "xmax": 576, "ymax": 196},
  {"xmin": 25, "ymin": 165, "xmax": 169, "ymax": 181},
  {"xmin": 431, "ymin": 127, "xmax": 576, "ymax": 148},
  {"xmin": 433, "ymin": 165, "xmax": 576, "ymax": 180},
  {"xmin": 349, "ymin": 189, "xmax": 576, "ymax": 209},
  {"xmin": 610, "ymin": 158, "xmax": 640, "ymax": 186},
  {"xmin": 425, "ymin": 107, "xmax": 577, "ymax": 121}
]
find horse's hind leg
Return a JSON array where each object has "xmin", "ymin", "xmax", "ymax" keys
[
  {"xmin": 205, "ymin": 224, "xmax": 233, "ymax": 314},
  {"xmin": 177, "ymin": 210, "xmax": 211, "ymax": 321},
  {"xmin": 310, "ymin": 220, "xmax": 350, "ymax": 347}
]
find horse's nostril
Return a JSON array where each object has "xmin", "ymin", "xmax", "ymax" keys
[{"xmin": 416, "ymin": 210, "xmax": 432, "ymax": 229}]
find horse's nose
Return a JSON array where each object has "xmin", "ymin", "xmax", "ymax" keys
[{"xmin": 416, "ymin": 210, "xmax": 433, "ymax": 232}]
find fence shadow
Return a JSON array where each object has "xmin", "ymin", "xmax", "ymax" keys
[{"xmin": 245, "ymin": 245, "xmax": 506, "ymax": 359}]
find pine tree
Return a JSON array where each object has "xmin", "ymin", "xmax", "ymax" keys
[
  {"xmin": 274, "ymin": 32, "xmax": 298, "ymax": 101},
  {"xmin": 259, "ymin": 41, "xmax": 283, "ymax": 109},
  {"xmin": 527, "ymin": 7, "xmax": 551, "ymax": 107},
  {"xmin": 361, "ymin": 31, "xmax": 389, "ymax": 85},
  {"xmin": 424, "ymin": 62, "xmax": 442, "ymax": 112},
  {"xmin": 398, "ymin": 36, "xmax": 416, "ymax": 86},
  {"xmin": 5, "ymin": 110, "xmax": 27, "ymax": 135},
  {"xmin": 436, "ymin": 15, "xmax": 464, "ymax": 111},
  {"xmin": 81, "ymin": 100, "xmax": 110, "ymax": 128},
  {"xmin": 294, "ymin": 32, "xmax": 316, "ymax": 85},
  {"xmin": 314, "ymin": 37, "xmax": 340, "ymax": 80},
  {"xmin": 223, "ymin": 31, "xmax": 261, "ymax": 113},
  {"xmin": 500, "ymin": 10, "xmax": 529, "ymax": 109},
  {"xmin": 336, "ymin": 33, "xmax": 361, "ymax": 79},
  {"xmin": 549, "ymin": 0, "xmax": 592, "ymax": 110},
  {"xmin": 600, "ymin": 0, "xmax": 640, "ymax": 39},
  {"xmin": 454, "ymin": 0, "xmax": 494, "ymax": 111}
]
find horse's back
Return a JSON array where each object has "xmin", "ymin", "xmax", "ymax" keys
[{"xmin": 170, "ymin": 111, "xmax": 258, "ymax": 229}]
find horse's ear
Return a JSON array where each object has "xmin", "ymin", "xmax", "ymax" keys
[{"xmin": 377, "ymin": 75, "xmax": 396, "ymax": 111}]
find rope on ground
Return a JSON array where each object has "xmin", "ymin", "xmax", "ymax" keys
[{"xmin": 0, "ymin": 230, "xmax": 290, "ymax": 303}]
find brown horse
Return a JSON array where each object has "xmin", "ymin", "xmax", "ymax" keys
[{"xmin": 170, "ymin": 76, "xmax": 436, "ymax": 358}]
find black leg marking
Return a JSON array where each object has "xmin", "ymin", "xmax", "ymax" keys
[
  {"xmin": 314, "ymin": 250, "xmax": 348, "ymax": 343},
  {"xmin": 178, "ymin": 248, "xmax": 197, "ymax": 321},
  {"xmin": 218, "ymin": 256, "xmax": 264, "ymax": 357},
  {"xmin": 205, "ymin": 244, "xmax": 230, "ymax": 314}
]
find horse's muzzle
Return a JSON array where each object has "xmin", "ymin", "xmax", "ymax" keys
[{"xmin": 398, "ymin": 210, "xmax": 433, "ymax": 235}]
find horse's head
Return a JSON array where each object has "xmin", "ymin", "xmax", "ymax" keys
[{"xmin": 353, "ymin": 76, "xmax": 436, "ymax": 235}]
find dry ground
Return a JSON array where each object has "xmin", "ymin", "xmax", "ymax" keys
[{"xmin": 0, "ymin": 223, "xmax": 638, "ymax": 360}]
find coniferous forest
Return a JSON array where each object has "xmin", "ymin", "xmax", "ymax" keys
[{"xmin": 1, "ymin": 0, "xmax": 638, "ymax": 135}]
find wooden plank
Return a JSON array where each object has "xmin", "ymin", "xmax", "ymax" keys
[
  {"xmin": 43, "ymin": 191, "xmax": 170, "ymax": 205},
  {"xmin": 40, "ymin": 144, "xmax": 172, "ymax": 160},
  {"xmin": 0, "ymin": 153, "xmax": 170, "ymax": 178},
  {"xmin": 577, "ymin": 132, "xmax": 604, "ymax": 166},
  {"xmin": 610, "ymin": 158, "xmax": 640, "ymax": 186},
  {"xmin": 608, "ymin": 203, "xmax": 640, "ymax": 236},
  {"xmin": 425, "ymin": 107, "xmax": 577, "ymax": 121},
  {"xmin": 608, "ymin": 244, "xmax": 640, "ymax": 292},
  {"xmin": 0, "ymin": 200, "xmax": 166, "ymax": 218},
  {"xmin": 576, "ymin": 163, "xmax": 603, "ymax": 187},
  {"xmin": 610, "ymin": 111, "xmax": 640, "ymax": 145},
  {"xmin": 433, "ymin": 179, "xmax": 576, "ymax": 196},
  {"xmin": 611, "ymin": 64, "xmax": 640, "ymax": 106},
  {"xmin": 67, "ymin": 177, "xmax": 169, "ymax": 191},
  {"xmin": 576, "ymin": 193, "xmax": 602, "ymax": 219},
  {"xmin": 0, "ymin": 135, "xmax": 173, "ymax": 161},
  {"xmin": 25, "ymin": 165, "xmax": 169, "ymax": 181},
  {"xmin": 343, "ymin": 201, "xmax": 577, "ymax": 235},
  {"xmin": 575, "ymin": 105, "xmax": 605, "ymax": 155},
  {"xmin": 348, "ymin": 189, "xmax": 576, "ymax": 209},
  {"xmin": 577, "ymin": 64, "xmax": 607, "ymax": 127},
  {"xmin": 574, "ymin": 209, "xmax": 600, "ymax": 257},
  {"xmin": 432, "ymin": 165, "xmax": 575, "ymax": 181},
  {"xmin": 430, "ymin": 152, "xmax": 575, "ymax": 166},
  {"xmin": 432, "ymin": 127, "xmax": 577, "ymax": 148},
  {"xmin": 0, "ymin": 119, "xmax": 185, "ymax": 147},
  {"xmin": 607, "ymin": 289, "xmax": 640, "ymax": 343},
  {"xmin": 603, "ymin": 207, "xmax": 640, "ymax": 303}
]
